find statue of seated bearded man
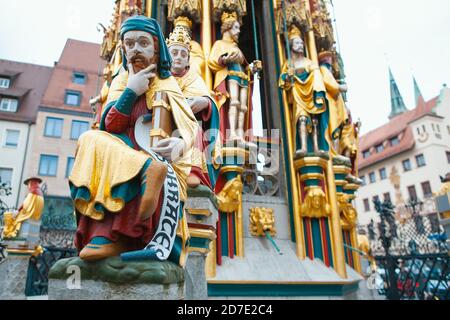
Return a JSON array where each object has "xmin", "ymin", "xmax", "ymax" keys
[{"xmin": 68, "ymin": 16, "xmax": 198, "ymax": 267}]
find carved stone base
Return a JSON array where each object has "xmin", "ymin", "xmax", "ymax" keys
[
  {"xmin": 0, "ymin": 253, "xmax": 31, "ymax": 300},
  {"xmin": 48, "ymin": 257, "xmax": 186, "ymax": 300},
  {"xmin": 49, "ymin": 279, "xmax": 185, "ymax": 300}
]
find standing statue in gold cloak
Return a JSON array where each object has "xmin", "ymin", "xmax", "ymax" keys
[
  {"xmin": 2, "ymin": 177, "xmax": 44, "ymax": 239},
  {"xmin": 208, "ymin": 12, "xmax": 253, "ymax": 143},
  {"xmin": 318, "ymin": 51, "xmax": 349, "ymax": 155},
  {"xmin": 167, "ymin": 24, "xmax": 221, "ymax": 190},
  {"xmin": 68, "ymin": 16, "xmax": 198, "ymax": 267},
  {"xmin": 279, "ymin": 26, "xmax": 329, "ymax": 158}
]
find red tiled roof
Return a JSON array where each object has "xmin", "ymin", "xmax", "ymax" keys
[
  {"xmin": 358, "ymin": 96, "xmax": 439, "ymax": 170},
  {"xmin": 0, "ymin": 60, "xmax": 53, "ymax": 123},
  {"xmin": 41, "ymin": 39, "xmax": 105, "ymax": 113}
]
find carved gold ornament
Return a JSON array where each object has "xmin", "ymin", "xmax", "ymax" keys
[
  {"xmin": 217, "ymin": 176, "xmax": 244, "ymax": 213},
  {"xmin": 250, "ymin": 207, "xmax": 276, "ymax": 237},
  {"xmin": 301, "ymin": 187, "xmax": 331, "ymax": 218}
]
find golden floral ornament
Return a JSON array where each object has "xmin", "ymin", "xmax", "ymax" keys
[
  {"xmin": 288, "ymin": 25, "xmax": 303, "ymax": 40},
  {"xmin": 166, "ymin": 25, "xmax": 192, "ymax": 49},
  {"xmin": 301, "ymin": 187, "xmax": 331, "ymax": 218},
  {"xmin": 221, "ymin": 11, "xmax": 238, "ymax": 25},
  {"xmin": 174, "ymin": 16, "xmax": 193, "ymax": 30},
  {"xmin": 250, "ymin": 207, "xmax": 276, "ymax": 237}
]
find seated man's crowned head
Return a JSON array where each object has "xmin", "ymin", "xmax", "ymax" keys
[{"xmin": 120, "ymin": 15, "xmax": 172, "ymax": 78}]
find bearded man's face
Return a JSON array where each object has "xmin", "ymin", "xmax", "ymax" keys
[{"xmin": 123, "ymin": 30, "xmax": 156, "ymax": 73}]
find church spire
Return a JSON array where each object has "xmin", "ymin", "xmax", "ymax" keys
[
  {"xmin": 413, "ymin": 76, "xmax": 424, "ymax": 107},
  {"xmin": 388, "ymin": 68, "xmax": 408, "ymax": 119}
]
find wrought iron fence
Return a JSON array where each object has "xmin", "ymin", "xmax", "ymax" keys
[
  {"xmin": 369, "ymin": 199, "xmax": 449, "ymax": 300},
  {"xmin": 25, "ymin": 247, "xmax": 77, "ymax": 297}
]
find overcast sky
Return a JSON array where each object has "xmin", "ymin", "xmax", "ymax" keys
[{"xmin": 0, "ymin": 0, "xmax": 449, "ymax": 134}]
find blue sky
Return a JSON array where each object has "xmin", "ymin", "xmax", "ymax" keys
[{"xmin": 0, "ymin": 0, "xmax": 449, "ymax": 134}]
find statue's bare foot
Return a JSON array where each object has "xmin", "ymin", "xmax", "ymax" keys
[
  {"xmin": 79, "ymin": 238, "xmax": 127, "ymax": 261},
  {"xmin": 139, "ymin": 160, "xmax": 168, "ymax": 220},
  {"xmin": 187, "ymin": 174, "xmax": 201, "ymax": 188}
]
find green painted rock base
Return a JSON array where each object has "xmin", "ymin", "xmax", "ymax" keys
[{"xmin": 49, "ymin": 257, "xmax": 185, "ymax": 285}]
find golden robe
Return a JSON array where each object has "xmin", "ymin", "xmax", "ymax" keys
[
  {"xmin": 175, "ymin": 68, "xmax": 214, "ymax": 174},
  {"xmin": 2, "ymin": 193, "xmax": 44, "ymax": 239},
  {"xmin": 279, "ymin": 59, "xmax": 327, "ymax": 128},
  {"xmin": 320, "ymin": 65, "xmax": 349, "ymax": 145},
  {"xmin": 208, "ymin": 39, "xmax": 246, "ymax": 109}
]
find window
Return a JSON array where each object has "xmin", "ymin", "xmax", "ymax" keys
[
  {"xmin": 4, "ymin": 129, "xmax": 20, "ymax": 148},
  {"xmin": 369, "ymin": 172, "xmax": 376, "ymax": 184},
  {"xmin": 0, "ymin": 97, "xmax": 19, "ymax": 112},
  {"xmin": 383, "ymin": 192, "xmax": 391, "ymax": 203},
  {"xmin": 70, "ymin": 120, "xmax": 90, "ymax": 140},
  {"xmin": 66, "ymin": 157, "xmax": 75, "ymax": 178},
  {"xmin": 363, "ymin": 199, "xmax": 370, "ymax": 212},
  {"xmin": 373, "ymin": 195, "xmax": 380, "ymax": 204},
  {"xmin": 39, "ymin": 155, "xmax": 58, "ymax": 177},
  {"xmin": 390, "ymin": 136, "xmax": 400, "ymax": 146},
  {"xmin": 360, "ymin": 176, "xmax": 366, "ymax": 186},
  {"xmin": 65, "ymin": 90, "xmax": 81, "ymax": 106},
  {"xmin": 402, "ymin": 159, "xmax": 412, "ymax": 172},
  {"xmin": 0, "ymin": 168, "xmax": 13, "ymax": 184},
  {"xmin": 408, "ymin": 185, "xmax": 417, "ymax": 201},
  {"xmin": 422, "ymin": 124, "xmax": 426, "ymax": 132},
  {"xmin": 415, "ymin": 154, "xmax": 426, "ymax": 167},
  {"xmin": 447, "ymin": 151, "xmax": 450, "ymax": 164},
  {"xmin": 432, "ymin": 123, "xmax": 436, "ymax": 131},
  {"xmin": 421, "ymin": 181, "xmax": 432, "ymax": 198},
  {"xmin": 73, "ymin": 72, "xmax": 86, "ymax": 85},
  {"xmin": 363, "ymin": 150, "xmax": 371, "ymax": 159},
  {"xmin": 0, "ymin": 77, "xmax": 10, "ymax": 88},
  {"xmin": 376, "ymin": 144, "xmax": 384, "ymax": 153},
  {"xmin": 379, "ymin": 168, "xmax": 387, "ymax": 180},
  {"xmin": 44, "ymin": 117, "xmax": 63, "ymax": 138}
]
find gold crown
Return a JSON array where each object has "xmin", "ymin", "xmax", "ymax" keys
[
  {"xmin": 288, "ymin": 26, "xmax": 302, "ymax": 40},
  {"xmin": 221, "ymin": 11, "xmax": 238, "ymax": 24},
  {"xmin": 174, "ymin": 16, "xmax": 192, "ymax": 29},
  {"xmin": 166, "ymin": 25, "xmax": 192, "ymax": 49}
]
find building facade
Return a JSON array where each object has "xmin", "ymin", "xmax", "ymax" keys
[
  {"xmin": 356, "ymin": 71, "xmax": 450, "ymax": 226},
  {"xmin": 0, "ymin": 60, "xmax": 52, "ymax": 209},
  {"xmin": 22, "ymin": 39, "xmax": 104, "ymax": 229}
]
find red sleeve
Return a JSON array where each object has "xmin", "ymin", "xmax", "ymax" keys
[
  {"xmin": 201, "ymin": 99, "xmax": 212, "ymax": 122},
  {"xmin": 105, "ymin": 107, "xmax": 131, "ymax": 133}
]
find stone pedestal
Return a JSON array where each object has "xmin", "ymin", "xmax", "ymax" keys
[
  {"xmin": 48, "ymin": 257, "xmax": 185, "ymax": 300},
  {"xmin": 185, "ymin": 252, "xmax": 208, "ymax": 300},
  {"xmin": 0, "ymin": 252, "xmax": 31, "ymax": 300},
  {"xmin": 185, "ymin": 186, "xmax": 219, "ymax": 300}
]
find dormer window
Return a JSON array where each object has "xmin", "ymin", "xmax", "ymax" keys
[
  {"xmin": 0, "ymin": 77, "xmax": 10, "ymax": 89},
  {"xmin": 363, "ymin": 150, "xmax": 371, "ymax": 159},
  {"xmin": 390, "ymin": 136, "xmax": 399, "ymax": 146},
  {"xmin": 376, "ymin": 144, "xmax": 384, "ymax": 153},
  {"xmin": 0, "ymin": 97, "xmax": 18, "ymax": 112},
  {"xmin": 73, "ymin": 72, "xmax": 86, "ymax": 85}
]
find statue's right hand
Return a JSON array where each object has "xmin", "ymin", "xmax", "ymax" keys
[{"xmin": 126, "ymin": 64, "xmax": 157, "ymax": 96}]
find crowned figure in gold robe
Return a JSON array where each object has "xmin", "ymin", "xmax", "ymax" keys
[
  {"xmin": 167, "ymin": 23, "xmax": 221, "ymax": 190},
  {"xmin": 68, "ymin": 16, "xmax": 198, "ymax": 267},
  {"xmin": 208, "ymin": 12, "xmax": 252, "ymax": 143},
  {"xmin": 279, "ymin": 26, "xmax": 329, "ymax": 158}
]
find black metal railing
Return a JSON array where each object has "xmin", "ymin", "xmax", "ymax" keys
[
  {"xmin": 25, "ymin": 247, "xmax": 77, "ymax": 297},
  {"xmin": 370, "ymin": 199, "xmax": 449, "ymax": 300}
]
